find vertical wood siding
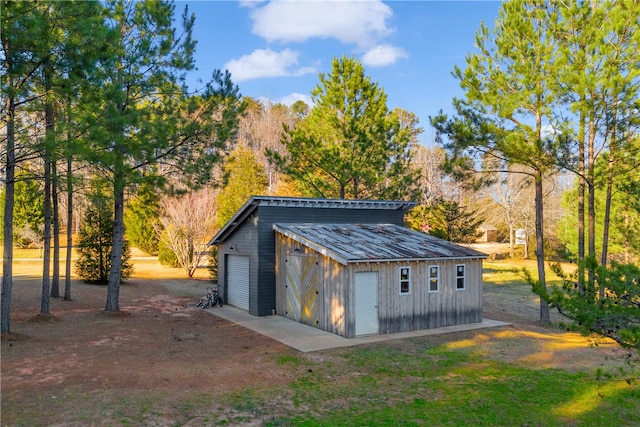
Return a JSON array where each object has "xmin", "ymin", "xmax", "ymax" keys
[
  {"xmin": 371, "ymin": 259, "xmax": 483, "ymax": 333},
  {"xmin": 276, "ymin": 235, "xmax": 348, "ymax": 336},
  {"xmin": 345, "ymin": 259, "xmax": 482, "ymax": 336},
  {"xmin": 275, "ymin": 233, "xmax": 483, "ymax": 338}
]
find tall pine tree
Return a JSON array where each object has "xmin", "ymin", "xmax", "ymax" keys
[
  {"xmin": 216, "ymin": 145, "xmax": 268, "ymax": 229},
  {"xmin": 267, "ymin": 55, "xmax": 418, "ymax": 200},
  {"xmin": 431, "ymin": 1, "xmax": 565, "ymax": 322},
  {"xmin": 85, "ymin": 0, "xmax": 242, "ymax": 312}
]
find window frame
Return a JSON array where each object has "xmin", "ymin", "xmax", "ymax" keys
[
  {"xmin": 428, "ymin": 265, "xmax": 439, "ymax": 293},
  {"xmin": 399, "ymin": 266, "xmax": 411, "ymax": 295},
  {"xmin": 455, "ymin": 264, "xmax": 466, "ymax": 290}
]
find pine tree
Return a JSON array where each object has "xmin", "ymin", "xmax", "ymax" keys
[
  {"xmin": 84, "ymin": 0, "xmax": 242, "ymax": 311},
  {"xmin": 76, "ymin": 190, "xmax": 132, "ymax": 284},
  {"xmin": 407, "ymin": 198, "xmax": 483, "ymax": 243},
  {"xmin": 216, "ymin": 146, "xmax": 268, "ymax": 228},
  {"xmin": 13, "ymin": 171, "xmax": 44, "ymax": 247},
  {"xmin": 431, "ymin": 1, "xmax": 564, "ymax": 322},
  {"xmin": 267, "ymin": 55, "xmax": 418, "ymax": 200},
  {"xmin": 124, "ymin": 184, "xmax": 161, "ymax": 256}
]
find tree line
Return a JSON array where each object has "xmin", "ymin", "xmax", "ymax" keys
[
  {"xmin": 2, "ymin": 0, "xmax": 243, "ymax": 333},
  {"xmin": 431, "ymin": 0, "xmax": 639, "ymax": 347}
]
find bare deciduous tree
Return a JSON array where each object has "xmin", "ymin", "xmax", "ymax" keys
[
  {"xmin": 491, "ymin": 170, "xmax": 533, "ymax": 257},
  {"xmin": 158, "ymin": 188, "xmax": 218, "ymax": 278},
  {"xmin": 237, "ymin": 98, "xmax": 300, "ymax": 195},
  {"xmin": 412, "ymin": 144, "xmax": 447, "ymax": 203}
]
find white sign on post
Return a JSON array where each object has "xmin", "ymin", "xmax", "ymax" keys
[{"xmin": 515, "ymin": 228, "xmax": 526, "ymax": 245}]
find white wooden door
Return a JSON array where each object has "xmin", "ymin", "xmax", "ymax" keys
[
  {"xmin": 355, "ymin": 271, "xmax": 378, "ymax": 335},
  {"xmin": 227, "ymin": 255, "xmax": 249, "ymax": 311}
]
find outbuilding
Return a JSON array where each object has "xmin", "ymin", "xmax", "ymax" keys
[
  {"xmin": 208, "ymin": 196, "xmax": 414, "ymax": 316},
  {"xmin": 476, "ymin": 223, "xmax": 498, "ymax": 243},
  {"xmin": 273, "ymin": 223, "xmax": 486, "ymax": 338},
  {"xmin": 209, "ymin": 196, "xmax": 487, "ymax": 338}
]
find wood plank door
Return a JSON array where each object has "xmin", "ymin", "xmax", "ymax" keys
[
  {"xmin": 355, "ymin": 271, "xmax": 379, "ymax": 335},
  {"xmin": 285, "ymin": 255, "xmax": 319, "ymax": 327}
]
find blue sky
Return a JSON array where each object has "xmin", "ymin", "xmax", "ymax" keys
[{"xmin": 176, "ymin": 1, "xmax": 502, "ymax": 145}]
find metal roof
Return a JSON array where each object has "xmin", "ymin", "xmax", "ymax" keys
[
  {"xmin": 208, "ymin": 196, "xmax": 416, "ymax": 246},
  {"xmin": 273, "ymin": 223, "xmax": 487, "ymax": 265},
  {"xmin": 478, "ymin": 223, "xmax": 498, "ymax": 231}
]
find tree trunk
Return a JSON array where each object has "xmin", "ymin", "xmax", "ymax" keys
[
  {"xmin": 105, "ymin": 174, "xmax": 125, "ymax": 312},
  {"xmin": 41, "ymin": 60, "xmax": 54, "ymax": 314},
  {"xmin": 600, "ymin": 101, "xmax": 618, "ymax": 299},
  {"xmin": 587, "ymin": 117, "xmax": 596, "ymax": 289},
  {"xmin": 64, "ymin": 155, "xmax": 73, "ymax": 301},
  {"xmin": 623, "ymin": 208, "xmax": 630, "ymax": 264},
  {"xmin": 577, "ymin": 111, "xmax": 585, "ymax": 294},
  {"xmin": 601, "ymin": 148, "xmax": 614, "ymax": 269},
  {"xmin": 534, "ymin": 172, "xmax": 549, "ymax": 323},
  {"xmin": 51, "ymin": 158, "xmax": 61, "ymax": 298},
  {"xmin": 1, "ymin": 94, "xmax": 16, "ymax": 334},
  {"xmin": 509, "ymin": 224, "xmax": 514, "ymax": 258},
  {"xmin": 41, "ymin": 156, "xmax": 52, "ymax": 314}
]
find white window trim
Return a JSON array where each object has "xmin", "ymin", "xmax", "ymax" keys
[
  {"xmin": 428, "ymin": 265, "xmax": 439, "ymax": 293},
  {"xmin": 456, "ymin": 264, "xmax": 466, "ymax": 290},
  {"xmin": 399, "ymin": 266, "xmax": 411, "ymax": 295}
]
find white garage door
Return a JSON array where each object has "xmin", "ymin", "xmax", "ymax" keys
[{"xmin": 227, "ymin": 255, "xmax": 249, "ymax": 311}]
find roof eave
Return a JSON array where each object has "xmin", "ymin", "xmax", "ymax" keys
[
  {"xmin": 274, "ymin": 224, "xmax": 489, "ymax": 265},
  {"xmin": 345, "ymin": 255, "xmax": 488, "ymax": 264},
  {"xmin": 207, "ymin": 197, "xmax": 260, "ymax": 246}
]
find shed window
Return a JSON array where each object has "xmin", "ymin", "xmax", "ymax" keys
[
  {"xmin": 456, "ymin": 264, "xmax": 466, "ymax": 290},
  {"xmin": 429, "ymin": 265, "xmax": 439, "ymax": 292},
  {"xmin": 399, "ymin": 267, "xmax": 411, "ymax": 294}
]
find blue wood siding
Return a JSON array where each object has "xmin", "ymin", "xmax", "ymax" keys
[{"xmin": 217, "ymin": 213, "xmax": 260, "ymax": 315}]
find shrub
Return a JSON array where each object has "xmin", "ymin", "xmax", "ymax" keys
[{"xmin": 157, "ymin": 233, "xmax": 179, "ymax": 268}]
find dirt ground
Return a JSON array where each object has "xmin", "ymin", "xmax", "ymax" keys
[{"xmin": 1, "ymin": 254, "xmax": 635, "ymax": 426}]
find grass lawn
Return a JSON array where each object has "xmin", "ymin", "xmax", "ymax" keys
[
  {"xmin": 2, "ymin": 253, "xmax": 638, "ymax": 426},
  {"xmin": 258, "ymin": 344, "xmax": 638, "ymax": 426}
]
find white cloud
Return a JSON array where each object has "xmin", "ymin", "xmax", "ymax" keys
[
  {"xmin": 541, "ymin": 123, "xmax": 558, "ymax": 138},
  {"xmin": 361, "ymin": 44, "xmax": 408, "ymax": 67},
  {"xmin": 224, "ymin": 48, "xmax": 316, "ymax": 82},
  {"xmin": 249, "ymin": 0, "xmax": 393, "ymax": 48},
  {"xmin": 256, "ymin": 93, "xmax": 312, "ymax": 108},
  {"xmin": 276, "ymin": 92, "xmax": 312, "ymax": 107}
]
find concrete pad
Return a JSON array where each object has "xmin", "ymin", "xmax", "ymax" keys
[{"xmin": 205, "ymin": 305, "xmax": 510, "ymax": 353}]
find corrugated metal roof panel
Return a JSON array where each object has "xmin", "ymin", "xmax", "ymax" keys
[{"xmin": 273, "ymin": 223, "xmax": 487, "ymax": 265}]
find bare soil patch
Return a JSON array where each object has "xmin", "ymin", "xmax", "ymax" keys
[{"xmin": 1, "ymin": 256, "xmax": 634, "ymax": 426}]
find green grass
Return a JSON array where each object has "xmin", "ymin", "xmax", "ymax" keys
[
  {"xmin": 483, "ymin": 259, "xmax": 569, "ymax": 285},
  {"xmin": 483, "ymin": 261, "xmax": 527, "ymax": 285},
  {"xmin": 18, "ymin": 359, "xmax": 633, "ymax": 427},
  {"xmin": 263, "ymin": 344, "xmax": 639, "ymax": 426}
]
